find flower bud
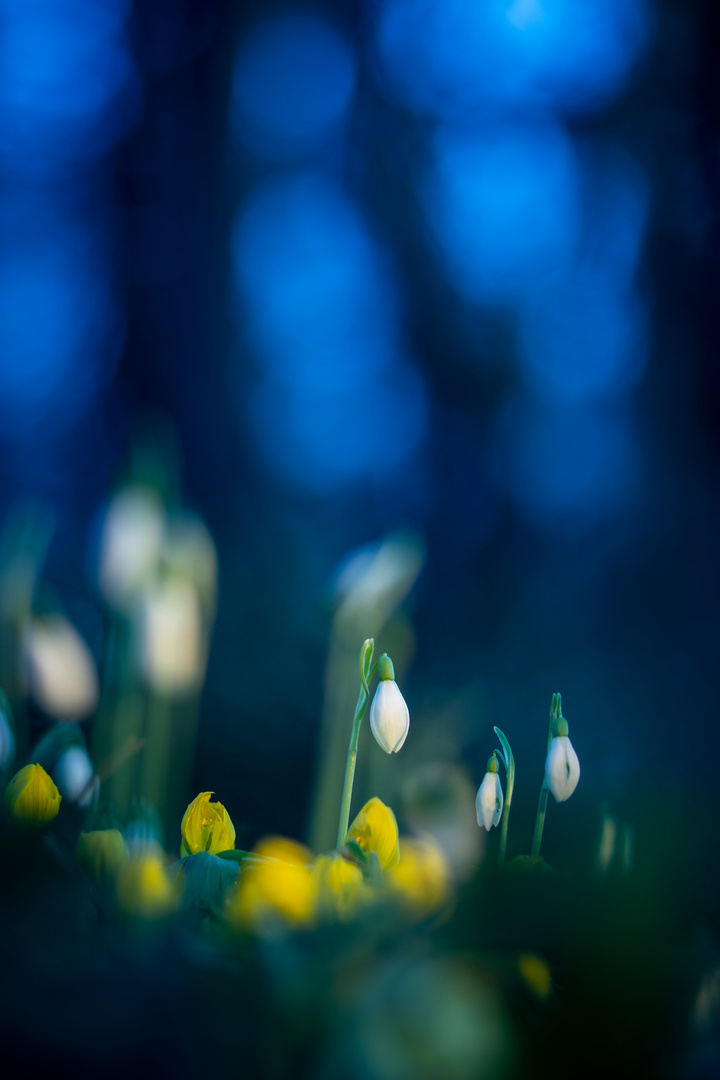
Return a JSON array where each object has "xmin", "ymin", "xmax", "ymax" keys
[
  {"xmin": 545, "ymin": 727, "xmax": 580, "ymax": 803},
  {"xmin": 5, "ymin": 763, "xmax": 61, "ymax": 826},
  {"xmin": 313, "ymin": 853, "xmax": 365, "ymax": 921},
  {"xmin": 54, "ymin": 746, "xmax": 99, "ymax": 808},
  {"xmin": 475, "ymin": 757, "xmax": 503, "ymax": 831},
  {"xmin": 346, "ymin": 797, "xmax": 400, "ymax": 871},
  {"xmin": 116, "ymin": 845, "xmax": 181, "ymax": 918},
  {"xmin": 99, "ymin": 486, "xmax": 165, "ymax": 610},
  {"xmin": 369, "ymin": 655, "xmax": 409, "ymax": 754},
  {"xmin": 140, "ymin": 578, "xmax": 206, "ymax": 698},
  {"xmin": 77, "ymin": 829, "xmax": 127, "ymax": 882},
  {"xmin": 227, "ymin": 837, "xmax": 316, "ymax": 931},
  {"xmin": 180, "ymin": 791, "xmax": 235, "ymax": 857}
]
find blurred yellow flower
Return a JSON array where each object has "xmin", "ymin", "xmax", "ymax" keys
[
  {"xmin": 518, "ymin": 953, "xmax": 552, "ymax": 1000},
  {"xmin": 346, "ymin": 797, "xmax": 399, "ymax": 872},
  {"xmin": 76, "ymin": 829, "xmax": 127, "ymax": 882},
  {"xmin": 116, "ymin": 846, "xmax": 181, "ymax": 918},
  {"xmin": 227, "ymin": 837, "xmax": 316, "ymax": 931},
  {"xmin": 313, "ymin": 853, "xmax": 366, "ymax": 921},
  {"xmin": 181, "ymin": 791, "xmax": 235, "ymax": 857},
  {"xmin": 387, "ymin": 836, "xmax": 451, "ymax": 917},
  {"xmin": 4, "ymin": 763, "xmax": 61, "ymax": 826}
]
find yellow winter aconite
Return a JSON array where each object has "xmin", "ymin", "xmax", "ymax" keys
[
  {"xmin": 388, "ymin": 836, "xmax": 452, "ymax": 917},
  {"xmin": 346, "ymin": 797, "xmax": 400, "ymax": 871},
  {"xmin": 5, "ymin": 763, "xmax": 61, "ymax": 826},
  {"xmin": 181, "ymin": 791, "xmax": 235, "ymax": 857},
  {"xmin": 227, "ymin": 837, "xmax": 316, "ymax": 930},
  {"xmin": 76, "ymin": 829, "xmax": 127, "ymax": 882},
  {"xmin": 313, "ymin": 853, "xmax": 366, "ymax": 921},
  {"xmin": 116, "ymin": 846, "xmax": 182, "ymax": 919}
]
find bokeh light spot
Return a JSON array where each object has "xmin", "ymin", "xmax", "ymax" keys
[
  {"xmin": 423, "ymin": 122, "xmax": 579, "ymax": 305},
  {"xmin": 232, "ymin": 173, "xmax": 426, "ymax": 492},
  {"xmin": 231, "ymin": 13, "xmax": 356, "ymax": 158}
]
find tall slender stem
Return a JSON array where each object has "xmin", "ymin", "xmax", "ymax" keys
[
  {"xmin": 531, "ymin": 783, "xmax": 549, "ymax": 857},
  {"xmin": 336, "ymin": 690, "xmax": 367, "ymax": 847},
  {"xmin": 531, "ymin": 693, "xmax": 562, "ymax": 859},
  {"xmin": 336, "ymin": 639, "xmax": 374, "ymax": 848}
]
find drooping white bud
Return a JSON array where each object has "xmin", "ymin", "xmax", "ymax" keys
[
  {"xmin": 475, "ymin": 758, "xmax": 503, "ymax": 831},
  {"xmin": 369, "ymin": 655, "xmax": 409, "ymax": 754},
  {"xmin": 545, "ymin": 735, "xmax": 580, "ymax": 803},
  {"xmin": 54, "ymin": 746, "xmax": 99, "ymax": 808}
]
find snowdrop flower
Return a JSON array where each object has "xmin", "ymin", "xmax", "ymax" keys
[
  {"xmin": 99, "ymin": 486, "xmax": 165, "ymax": 611},
  {"xmin": 54, "ymin": 746, "xmax": 99, "ymax": 808},
  {"xmin": 475, "ymin": 757, "xmax": 503, "ymax": 831},
  {"xmin": 369, "ymin": 654, "xmax": 409, "ymax": 754},
  {"xmin": 544, "ymin": 718, "xmax": 580, "ymax": 803}
]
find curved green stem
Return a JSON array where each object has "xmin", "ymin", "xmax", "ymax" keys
[
  {"xmin": 531, "ymin": 693, "xmax": 562, "ymax": 858},
  {"xmin": 493, "ymin": 727, "xmax": 515, "ymax": 865},
  {"xmin": 336, "ymin": 639, "xmax": 374, "ymax": 847}
]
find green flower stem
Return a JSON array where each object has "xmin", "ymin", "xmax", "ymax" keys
[
  {"xmin": 336, "ymin": 640, "xmax": 375, "ymax": 848},
  {"xmin": 493, "ymin": 727, "xmax": 515, "ymax": 865},
  {"xmin": 530, "ymin": 693, "xmax": 562, "ymax": 859},
  {"xmin": 531, "ymin": 783, "xmax": 549, "ymax": 858}
]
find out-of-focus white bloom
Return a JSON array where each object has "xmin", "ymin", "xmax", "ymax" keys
[
  {"xmin": 22, "ymin": 615, "xmax": 99, "ymax": 720},
  {"xmin": 0, "ymin": 707, "xmax": 15, "ymax": 770},
  {"xmin": 54, "ymin": 746, "xmax": 99, "ymax": 808},
  {"xmin": 475, "ymin": 765, "xmax": 503, "ymax": 831},
  {"xmin": 545, "ymin": 735, "xmax": 580, "ymax": 803},
  {"xmin": 334, "ymin": 536, "xmax": 424, "ymax": 628},
  {"xmin": 99, "ymin": 486, "xmax": 166, "ymax": 610},
  {"xmin": 141, "ymin": 578, "xmax": 206, "ymax": 697},
  {"xmin": 369, "ymin": 657, "xmax": 410, "ymax": 754},
  {"xmin": 163, "ymin": 515, "xmax": 218, "ymax": 619}
]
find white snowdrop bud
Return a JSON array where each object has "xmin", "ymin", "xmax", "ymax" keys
[
  {"xmin": 475, "ymin": 757, "xmax": 503, "ymax": 831},
  {"xmin": 544, "ymin": 718, "xmax": 580, "ymax": 803},
  {"xmin": 369, "ymin": 654, "xmax": 409, "ymax": 754}
]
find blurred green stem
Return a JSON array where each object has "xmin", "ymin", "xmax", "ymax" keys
[
  {"xmin": 493, "ymin": 727, "xmax": 515, "ymax": 865},
  {"xmin": 336, "ymin": 639, "xmax": 374, "ymax": 848},
  {"xmin": 531, "ymin": 693, "xmax": 562, "ymax": 859}
]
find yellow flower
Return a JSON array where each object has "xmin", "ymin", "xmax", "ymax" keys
[
  {"xmin": 346, "ymin": 797, "xmax": 399, "ymax": 872},
  {"xmin": 518, "ymin": 953, "xmax": 552, "ymax": 1000},
  {"xmin": 226, "ymin": 837, "xmax": 315, "ymax": 931},
  {"xmin": 116, "ymin": 846, "xmax": 181, "ymax": 918},
  {"xmin": 4, "ymin": 763, "xmax": 61, "ymax": 826},
  {"xmin": 76, "ymin": 829, "xmax": 127, "ymax": 882},
  {"xmin": 180, "ymin": 791, "xmax": 235, "ymax": 857},
  {"xmin": 387, "ymin": 836, "xmax": 452, "ymax": 917},
  {"xmin": 313, "ymin": 853, "xmax": 366, "ymax": 921}
]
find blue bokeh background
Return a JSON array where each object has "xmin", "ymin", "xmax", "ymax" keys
[{"xmin": 0, "ymin": 0, "xmax": 718, "ymax": 854}]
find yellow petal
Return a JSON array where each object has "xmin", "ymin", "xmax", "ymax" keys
[
  {"xmin": 387, "ymin": 836, "xmax": 451, "ymax": 917},
  {"xmin": 180, "ymin": 791, "xmax": 235, "ymax": 856},
  {"xmin": 116, "ymin": 847, "xmax": 182, "ymax": 918},
  {"xmin": 227, "ymin": 837, "xmax": 315, "ymax": 930},
  {"xmin": 346, "ymin": 797, "xmax": 399, "ymax": 871},
  {"xmin": 313, "ymin": 853, "xmax": 366, "ymax": 921},
  {"xmin": 4, "ymin": 763, "xmax": 61, "ymax": 826}
]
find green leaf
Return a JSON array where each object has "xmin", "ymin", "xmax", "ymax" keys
[
  {"xmin": 215, "ymin": 849, "xmax": 254, "ymax": 863},
  {"xmin": 493, "ymin": 727, "xmax": 514, "ymax": 774},
  {"xmin": 179, "ymin": 851, "xmax": 240, "ymax": 916},
  {"xmin": 344, "ymin": 839, "xmax": 368, "ymax": 866},
  {"xmin": 28, "ymin": 722, "xmax": 84, "ymax": 771}
]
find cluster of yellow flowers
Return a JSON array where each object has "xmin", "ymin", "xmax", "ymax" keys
[
  {"xmin": 225, "ymin": 797, "xmax": 451, "ymax": 931},
  {"xmin": 3, "ymin": 767, "xmax": 450, "ymax": 927}
]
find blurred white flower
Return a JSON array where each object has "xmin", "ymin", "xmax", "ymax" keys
[
  {"xmin": 141, "ymin": 578, "xmax": 206, "ymax": 697},
  {"xmin": 22, "ymin": 615, "xmax": 99, "ymax": 720},
  {"xmin": 99, "ymin": 486, "xmax": 165, "ymax": 610},
  {"xmin": 370, "ymin": 678, "xmax": 410, "ymax": 755},
  {"xmin": 0, "ymin": 708, "xmax": 15, "ymax": 770},
  {"xmin": 475, "ymin": 768, "xmax": 503, "ymax": 831},
  {"xmin": 54, "ymin": 745, "xmax": 99, "ymax": 807},
  {"xmin": 545, "ymin": 735, "xmax": 580, "ymax": 803},
  {"xmin": 334, "ymin": 536, "xmax": 424, "ymax": 628}
]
